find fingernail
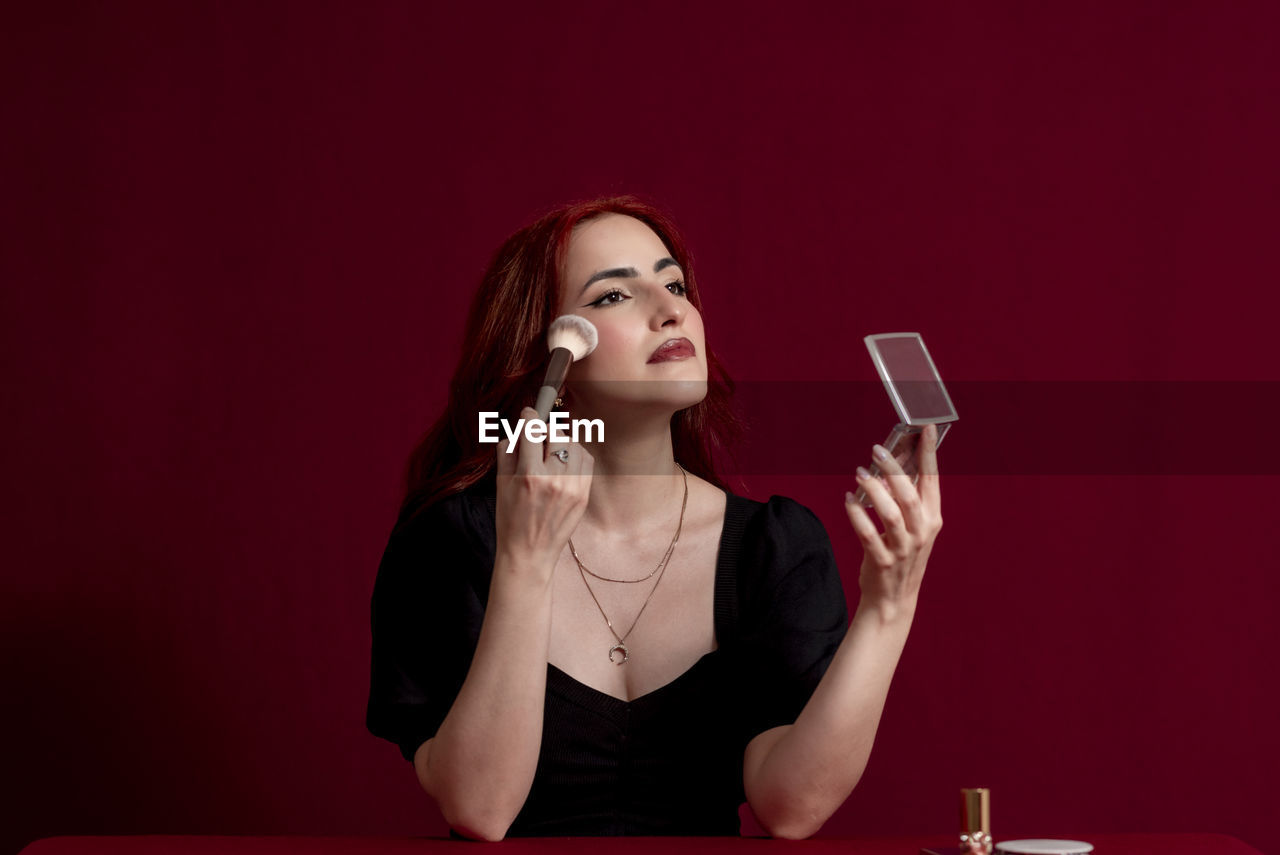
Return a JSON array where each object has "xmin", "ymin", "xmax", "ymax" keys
[
  {"xmin": 872, "ymin": 445, "xmax": 889, "ymax": 462},
  {"xmin": 856, "ymin": 466, "xmax": 871, "ymax": 480},
  {"xmin": 845, "ymin": 491, "xmax": 855, "ymax": 504}
]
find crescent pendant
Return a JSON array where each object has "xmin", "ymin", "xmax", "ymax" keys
[{"xmin": 608, "ymin": 642, "xmax": 630, "ymax": 665}]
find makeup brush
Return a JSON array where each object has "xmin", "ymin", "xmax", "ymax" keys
[{"xmin": 533, "ymin": 315, "xmax": 598, "ymax": 422}]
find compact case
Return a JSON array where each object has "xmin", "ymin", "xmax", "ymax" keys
[{"xmin": 996, "ymin": 841, "xmax": 1094, "ymax": 854}]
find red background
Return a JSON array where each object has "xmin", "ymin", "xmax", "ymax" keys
[{"xmin": 3, "ymin": 2, "xmax": 1278, "ymax": 854}]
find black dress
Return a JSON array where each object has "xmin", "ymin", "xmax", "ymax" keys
[{"xmin": 365, "ymin": 485, "xmax": 849, "ymax": 836}]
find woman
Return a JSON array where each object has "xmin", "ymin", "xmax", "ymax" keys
[{"xmin": 366, "ymin": 196, "xmax": 942, "ymax": 840}]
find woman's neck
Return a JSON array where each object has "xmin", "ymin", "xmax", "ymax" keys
[{"xmin": 576, "ymin": 408, "xmax": 684, "ymax": 531}]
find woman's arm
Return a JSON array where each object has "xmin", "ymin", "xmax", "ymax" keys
[
  {"xmin": 416, "ymin": 409, "xmax": 593, "ymax": 841},
  {"xmin": 414, "ymin": 553, "xmax": 555, "ymax": 841},
  {"xmin": 743, "ymin": 598, "xmax": 916, "ymax": 838},
  {"xmin": 743, "ymin": 425, "xmax": 942, "ymax": 839}
]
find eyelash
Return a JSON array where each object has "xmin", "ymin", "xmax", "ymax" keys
[{"xmin": 588, "ymin": 280, "xmax": 688, "ymax": 308}]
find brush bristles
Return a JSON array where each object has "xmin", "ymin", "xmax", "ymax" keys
[{"xmin": 547, "ymin": 314, "xmax": 599, "ymax": 361}]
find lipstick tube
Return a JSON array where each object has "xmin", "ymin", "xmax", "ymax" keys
[{"xmin": 960, "ymin": 788, "xmax": 992, "ymax": 855}]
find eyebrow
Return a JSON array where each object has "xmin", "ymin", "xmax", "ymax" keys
[{"xmin": 579, "ymin": 257, "xmax": 682, "ymax": 296}]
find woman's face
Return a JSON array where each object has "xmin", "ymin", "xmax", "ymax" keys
[{"xmin": 556, "ymin": 213, "xmax": 708, "ymax": 416}]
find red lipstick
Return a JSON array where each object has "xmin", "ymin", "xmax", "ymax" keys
[{"xmin": 648, "ymin": 337, "xmax": 696, "ymax": 363}]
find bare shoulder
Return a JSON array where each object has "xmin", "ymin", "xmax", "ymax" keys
[{"xmin": 682, "ymin": 470, "xmax": 729, "ymax": 534}]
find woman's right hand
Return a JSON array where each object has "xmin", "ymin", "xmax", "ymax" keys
[{"xmin": 493, "ymin": 406, "xmax": 594, "ymax": 579}]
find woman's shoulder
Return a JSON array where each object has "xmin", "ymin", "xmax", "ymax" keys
[
  {"xmin": 391, "ymin": 481, "xmax": 491, "ymax": 527},
  {"xmin": 684, "ymin": 470, "xmax": 822, "ymax": 531},
  {"xmin": 724, "ymin": 488, "xmax": 830, "ymax": 542},
  {"xmin": 719, "ymin": 488, "xmax": 846, "ymax": 630},
  {"xmin": 389, "ymin": 481, "xmax": 498, "ymax": 553},
  {"xmin": 717, "ymin": 485, "xmax": 836, "ymax": 583},
  {"xmin": 375, "ymin": 483, "xmax": 499, "ymax": 604}
]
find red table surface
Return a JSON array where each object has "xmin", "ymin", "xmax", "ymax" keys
[{"xmin": 15, "ymin": 834, "xmax": 1265, "ymax": 855}]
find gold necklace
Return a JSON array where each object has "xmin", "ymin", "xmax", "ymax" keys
[
  {"xmin": 568, "ymin": 463, "xmax": 688, "ymax": 583},
  {"xmin": 573, "ymin": 463, "xmax": 687, "ymax": 664}
]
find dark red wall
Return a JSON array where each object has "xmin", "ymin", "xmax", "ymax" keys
[{"xmin": 4, "ymin": 3, "xmax": 1277, "ymax": 854}]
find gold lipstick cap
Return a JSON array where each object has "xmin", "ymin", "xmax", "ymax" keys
[{"xmin": 961, "ymin": 787, "xmax": 991, "ymax": 835}]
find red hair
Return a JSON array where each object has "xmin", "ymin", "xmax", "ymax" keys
[{"xmin": 395, "ymin": 195, "xmax": 743, "ymax": 532}]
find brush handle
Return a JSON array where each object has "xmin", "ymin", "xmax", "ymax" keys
[
  {"xmin": 533, "ymin": 385, "xmax": 558, "ymax": 423},
  {"xmin": 534, "ymin": 347, "xmax": 573, "ymax": 422}
]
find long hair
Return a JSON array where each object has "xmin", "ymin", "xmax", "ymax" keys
[{"xmin": 395, "ymin": 195, "xmax": 743, "ymax": 532}]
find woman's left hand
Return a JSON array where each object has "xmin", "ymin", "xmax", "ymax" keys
[{"xmin": 843, "ymin": 423, "xmax": 943, "ymax": 619}]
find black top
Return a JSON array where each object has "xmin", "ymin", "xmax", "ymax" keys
[{"xmin": 365, "ymin": 485, "xmax": 849, "ymax": 836}]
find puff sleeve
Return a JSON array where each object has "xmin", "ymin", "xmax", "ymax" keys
[
  {"xmin": 731, "ymin": 495, "xmax": 850, "ymax": 744},
  {"xmin": 365, "ymin": 494, "xmax": 492, "ymax": 763}
]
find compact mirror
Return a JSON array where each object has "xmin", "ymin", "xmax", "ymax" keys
[{"xmin": 854, "ymin": 332, "xmax": 958, "ymax": 507}]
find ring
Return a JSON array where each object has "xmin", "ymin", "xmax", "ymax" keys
[{"xmin": 552, "ymin": 449, "xmax": 569, "ymax": 464}]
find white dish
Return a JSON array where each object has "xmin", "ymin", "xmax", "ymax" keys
[{"xmin": 995, "ymin": 841, "xmax": 1094, "ymax": 855}]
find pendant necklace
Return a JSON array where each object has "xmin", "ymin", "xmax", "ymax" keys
[{"xmin": 570, "ymin": 462, "xmax": 688, "ymax": 665}]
